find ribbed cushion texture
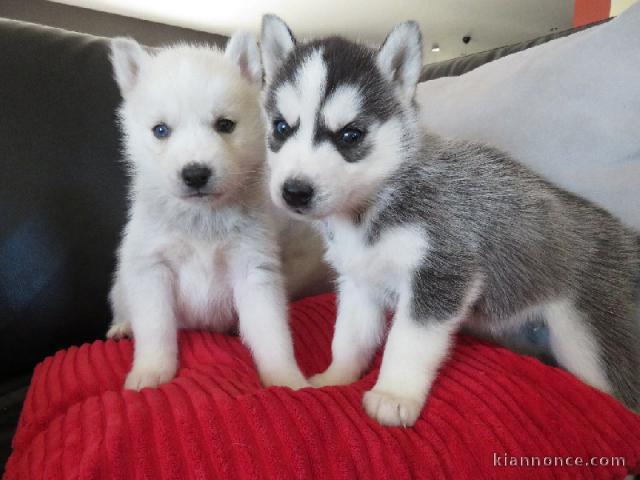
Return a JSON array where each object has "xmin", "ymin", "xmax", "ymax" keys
[{"xmin": 4, "ymin": 294, "xmax": 639, "ymax": 479}]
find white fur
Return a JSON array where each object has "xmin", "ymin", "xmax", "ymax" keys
[
  {"xmin": 363, "ymin": 320, "xmax": 454, "ymax": 427},
  {"xmin": 275, "ymin": 82, "xmax": 301, "ymax": 126},
  {"xmin": 377, "ymin": 21, "xmax": 423, "ymax": 104},
  {"xmin": 324, "ymin": 221, "xmax": 429, "ymax": 293},
  {"xmin": 544, "ymin": 300, "xmax": 612, "ymax": 393},
  {"xmin": 108, "ymin": 34, "xmax": 312, "ymax": 391},
  {"xmin": 261, "ymin": 14, "xmax": 296, "ymax": 83},
  {"xmin": 310, "ymin": 224, "xmax": 428, "ymax": 388},
  {"xmin": 321, "ymin": 85, "xmax": 362, "ymax": 131},
  {"xmin": 224, "ymin": 31, "xmax": 262, "ymax": 84},
  {"xmin": 110, "ymin": 37, "xmax": 146, "ymax": 94},
  {"xmin": 363, "ymin": 276, "xmax": 482, "ymax": 426},
  {"xmin": 309, "ymin": 277, "xmax": 385, "ymax": 387},
  {"xmin": 291, "ymin": 50, "xmax": 327, "ymax": 143},
  {"xmin": 310, "ymin": 221, "xmax": 463, "ymax": 427}
]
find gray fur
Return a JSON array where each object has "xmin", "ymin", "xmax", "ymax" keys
[{"xmin": 368, "ymin": 133, "xmax": 640, "ymax": 407}]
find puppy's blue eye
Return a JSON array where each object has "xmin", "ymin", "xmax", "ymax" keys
[
  {"xmin": 274, "ymin": 119, "xmax": 291, "ymax": 139},
  {"xmin": 339, "ymin": 128, "xmax": 363, "ymax": 145},
  {"xmin": 152, "ymin": 123, "xmax": 171, "ymax": 139}
]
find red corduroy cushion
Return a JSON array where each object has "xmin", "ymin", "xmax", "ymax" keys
[{"xmin": 4, "ymin": 293, "xmax": 640, "ymax": 479}]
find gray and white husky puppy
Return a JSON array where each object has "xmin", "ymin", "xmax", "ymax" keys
[
  {"xmin": 260, "ymin": 15, "xmax": 640, "ymax": 426},
  {"xmin": 107, "ymin": 33, "xmax": 326, "ymax": 391}
]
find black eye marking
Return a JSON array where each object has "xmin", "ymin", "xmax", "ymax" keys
[
  {"xmin": 313, "ymin": 118, "xmax": 372, "ymax": 163},
  {"xmin": 337, "ymin": 126, "xmax": 365, "ymax": 146},
  {"xmin": 214, "ymin": 118, "xmax": 236, "ymax": 134},
  {"xmin": 273, "ymin": 119, "xmax": 293, "ymax": 140},
  {"xmin": 267, "ymin": 116, "xmax": 299, "ymax": 153},
  {"xmin": 152, "ymin": 122, "xmax": 171, "ymax": 139}
]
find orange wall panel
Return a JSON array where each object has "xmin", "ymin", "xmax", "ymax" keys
[{"xmin": 573, "ymin": 0, "xmax": 611, "ymax": 26}]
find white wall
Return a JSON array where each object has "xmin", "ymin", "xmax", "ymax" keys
[{"xmin": 47, "ymin": 0, "xmax": 574, "ymax": 62}]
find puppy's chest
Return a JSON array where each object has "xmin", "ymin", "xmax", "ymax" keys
[
  {"xmin": 323, "ymin": 220, "xmax": 428, "ymax": 294},
  {"xmin": 165, "ymin": 238, "xmax": 235, "ymax": 327}
]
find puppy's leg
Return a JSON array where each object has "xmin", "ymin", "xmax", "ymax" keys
[
  {"xmin": 363, "ymin": 307, "xmax": 457, "ymax": 427},
  {"xmin": 233, "ymin": 263, "xmax": 309, "ymax": 390},
  {"xmin": 122, "ymin": 265, "xmax": 178, "ymax": 390},
  {"xmin": 363, "ymin": 275, "xmax": 480, "ymax": 427},
  {"xmin": 546, "ymin": 298, "xmax": 640, "ymax": 408},
  {"xmin": 310, "ymin": 277, "xmax": 385, "ymax": 387}
]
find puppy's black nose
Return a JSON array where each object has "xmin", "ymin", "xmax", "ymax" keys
[
  {"xmin": 282, "ymin": 179, "xmax": 314, "ymax": 209},
  {"xmin": 181, "ymin": 164, "xmax": 211, "ymax": 189}
]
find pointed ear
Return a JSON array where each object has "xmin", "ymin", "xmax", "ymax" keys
[
  {"xmin": 260, "ymin": 14, "xmax": 296, "ymax": 83},
  {"xmin": 224, "ymin": 31, "xmax": 262, "ymax": 84},
  {"xmin": 376, "ymin": 21, "xmax": 423, "ymax": 103},
  {"xmin": 110, "ymin": 37, "xmax": 147, "ymax": 95}
]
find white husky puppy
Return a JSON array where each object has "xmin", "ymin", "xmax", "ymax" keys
[{"xmin": 107, "ymin": 33, "xmax": 318, "ymax": 391}]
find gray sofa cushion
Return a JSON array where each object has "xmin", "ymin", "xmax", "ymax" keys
[{"xmin": 420, "ymin": 19, "xmax": 609, "ymax": 81}]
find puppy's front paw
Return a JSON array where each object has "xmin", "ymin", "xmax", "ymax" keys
[
  {"xmin": 362, "ymin": 389, "xmax": 424, "ymax": 427},
  {"xmin": 107, "ymin": 321, "xmax": 133, "ymax": 340},
  {"xmin": 309, "ymin": 368, "xmax": 359, "ymax": 387},
  {"xmin": 124, "ymin": 364, "xmax": 176, "ymax": 391}
]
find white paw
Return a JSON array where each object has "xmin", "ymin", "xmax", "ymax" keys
[
  {"xmin": 107, "ymin": 322, "xmax": 133, "ymax": 340},
  {"xmin": 261, "ymin": 369, "xmax": 311, "ymax": 390},
  {"xmin": 362, "ymin": 389, "xmax": 424, "ymax": 427},
  {"xmin": 124, "ymin": 364, "xmax": 177, "ymax": 391},
  {"xmin": 309, "ymin": 368, "xmax": 359, "ymax": 387}
]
